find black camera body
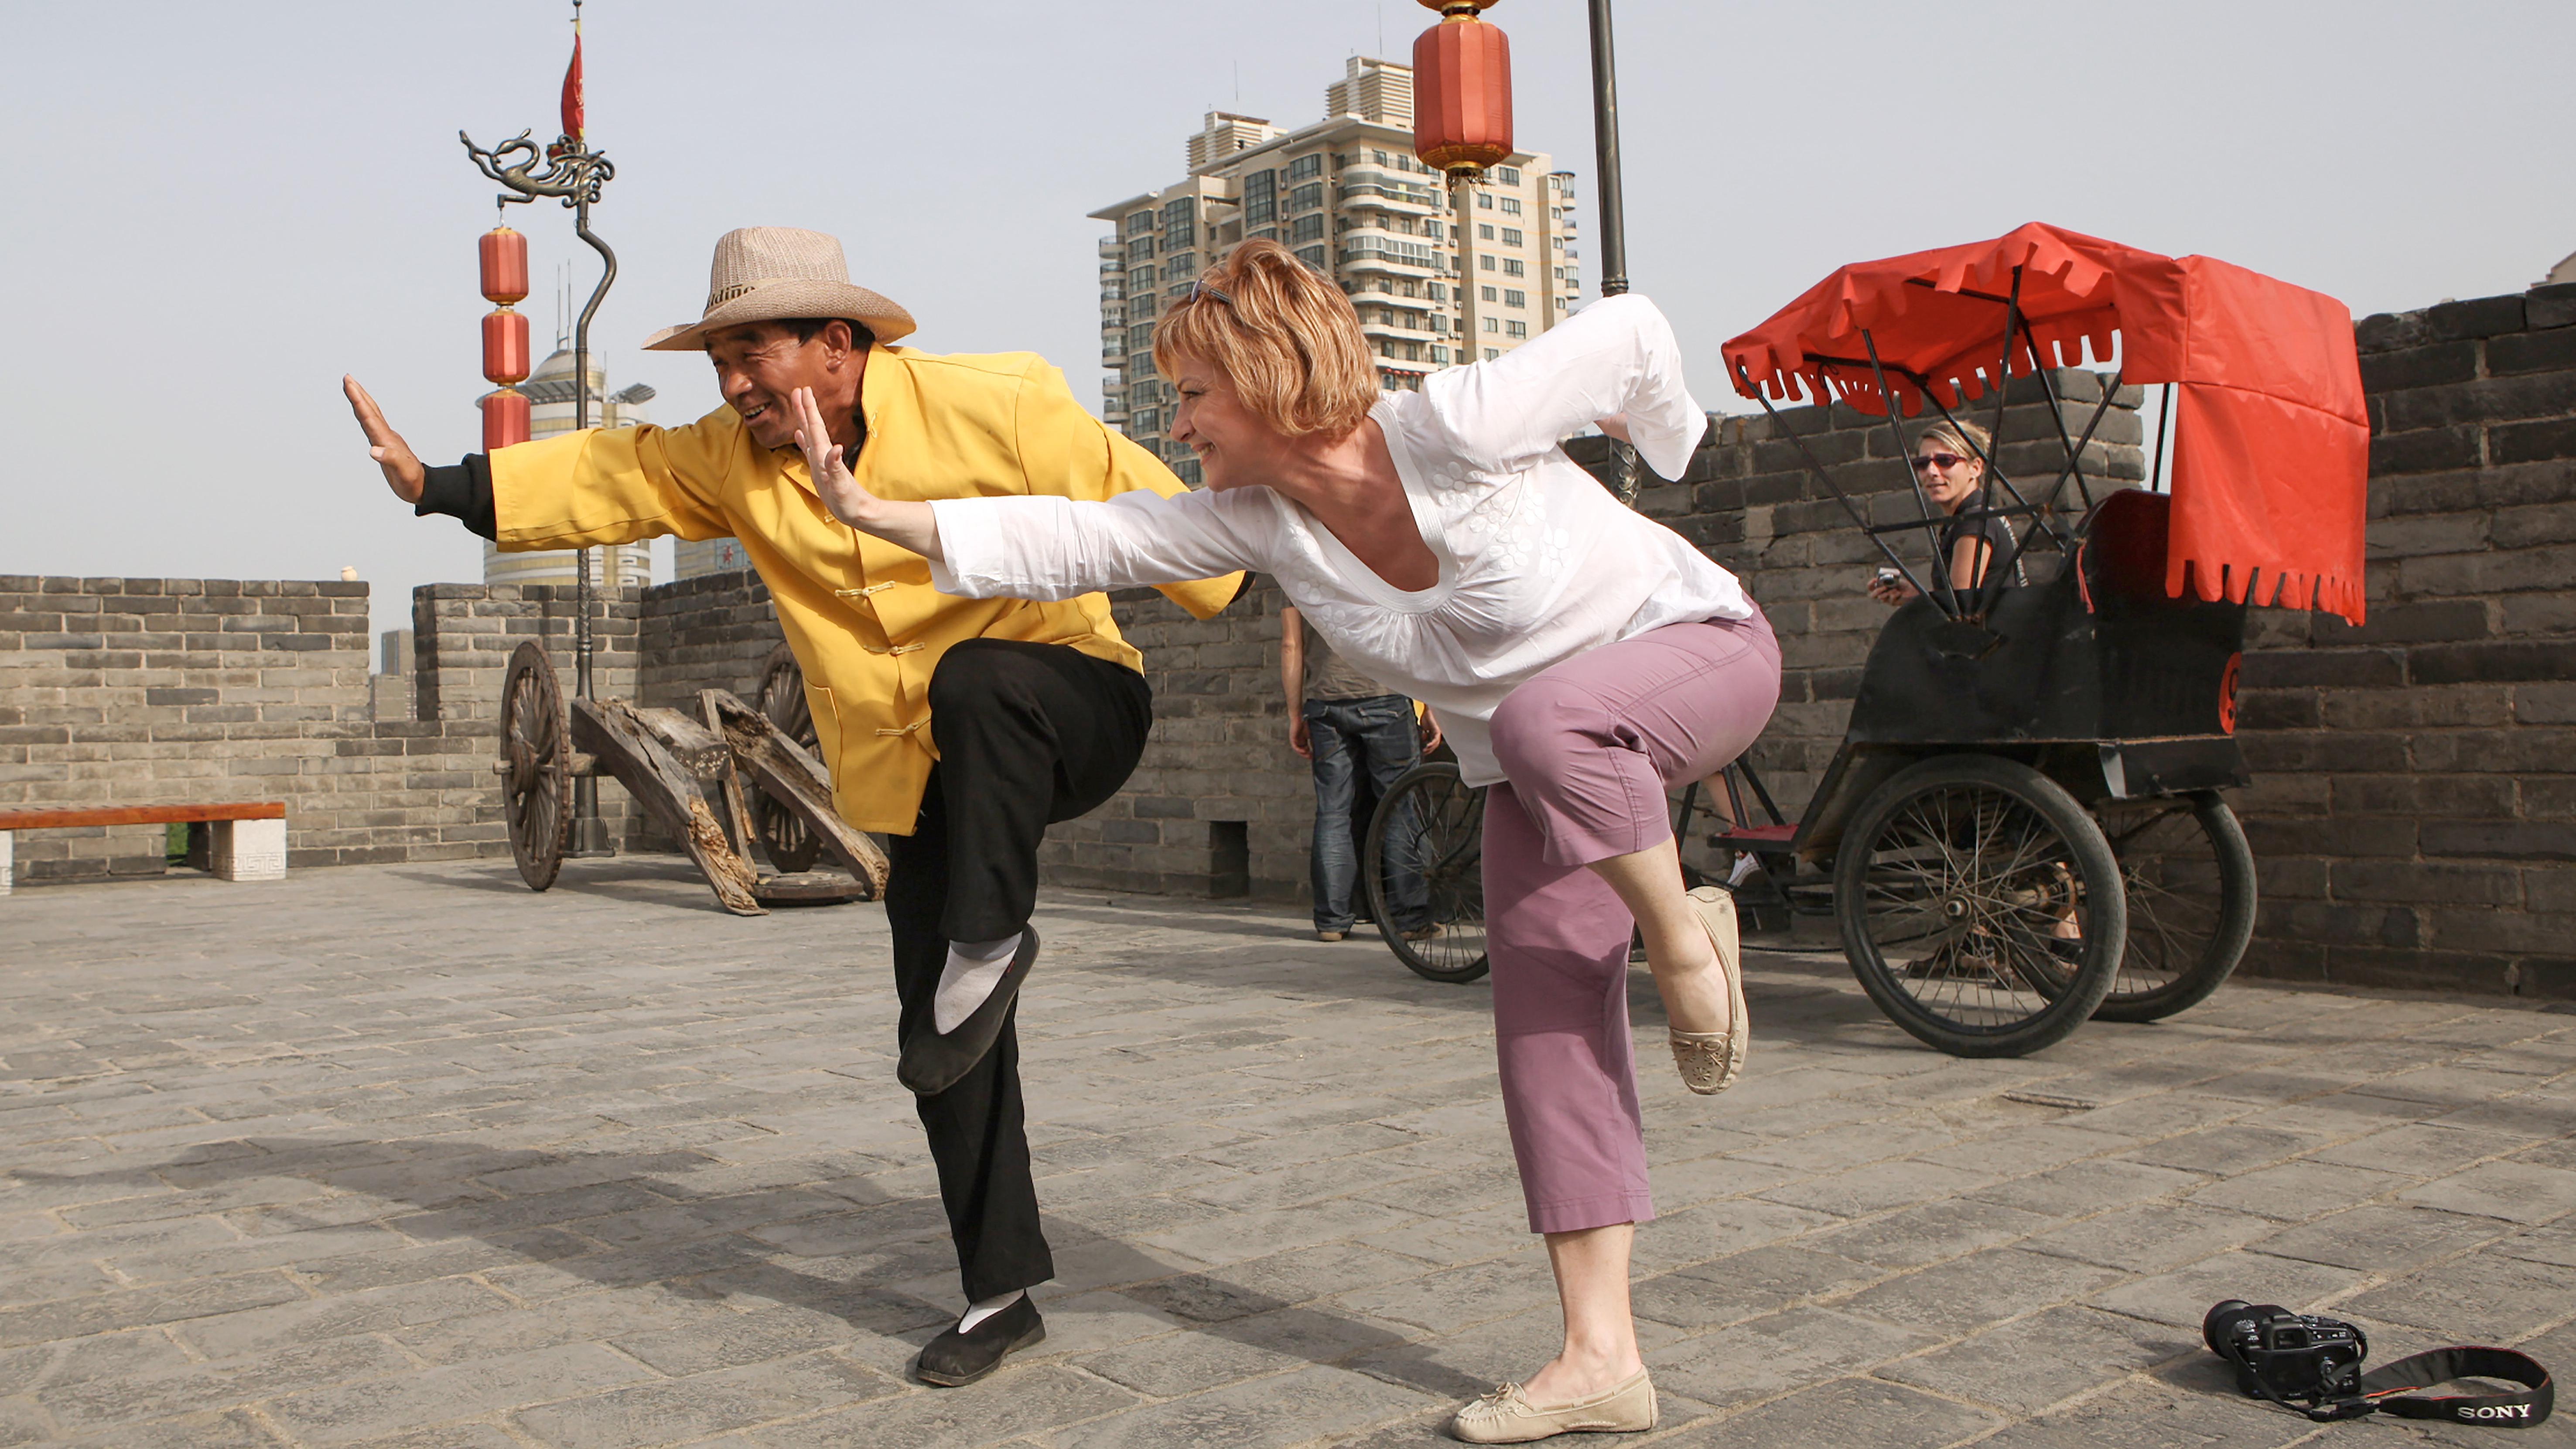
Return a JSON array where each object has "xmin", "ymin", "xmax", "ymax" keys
[{"xmin": 2205, "ymin": 1300, "xmax": 2370, "ymax": 1402}]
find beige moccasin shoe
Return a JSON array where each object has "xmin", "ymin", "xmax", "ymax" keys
[
  {"xmin": 1449, "ymin": 1368, "xmax": 1657, "ymax": 1443},
  {"xmin": 1670, "ymin": 885, "xmax": 1749, "ymax": 1095}
]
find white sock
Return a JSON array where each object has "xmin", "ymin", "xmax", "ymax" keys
[
  {"xmin": 957, "ymin": 1288, "xmax": 1024, "ymax": 1333},
  {"xmin": 933, "ymin": 932, "xmax": 1023, "ymax": 1034}
]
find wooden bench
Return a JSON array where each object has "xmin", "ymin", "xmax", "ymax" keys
[{"xmin": 0, "ymin": 802, "xmax": 287, "ymax": 895}]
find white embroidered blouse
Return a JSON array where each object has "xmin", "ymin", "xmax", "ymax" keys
[{"xmin": 927, "ymin": 293, "xmax": 1753, "ymax": 786}]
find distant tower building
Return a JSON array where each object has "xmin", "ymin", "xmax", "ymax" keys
[
  {"xmin": 480, "ymin": 345, "xmax": 659, "ymax": 588},
  {"xmin": 1090, "ymin": 55, "xmax": 1580, "ymax": 483},
  {"xmin": 673, "ymin": 536, "xmax": 755, "ymax": 579}
]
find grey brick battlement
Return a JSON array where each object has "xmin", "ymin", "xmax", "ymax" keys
[{"xmin": 8, "ymin": 280, "xmax": 2570, "ymax": 1000}]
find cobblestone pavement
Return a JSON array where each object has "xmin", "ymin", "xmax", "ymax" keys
[{"xmin": 3, "ymin": 860, "xmax": 2574, "ymax": 1449}]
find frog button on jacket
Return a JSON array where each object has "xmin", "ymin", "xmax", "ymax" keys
[{"xmin": 487, "ymin": 343, "xmax": 1244, "ymax": 834}]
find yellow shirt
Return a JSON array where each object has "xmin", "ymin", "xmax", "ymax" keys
[{"xmin": 489, "ymin": 343, "xmax": 1244, "ymax": 834}]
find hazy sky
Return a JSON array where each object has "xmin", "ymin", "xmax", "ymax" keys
[{"xmin": 5, "ymin": 1, "xmax": 2570, "ymax": 647}]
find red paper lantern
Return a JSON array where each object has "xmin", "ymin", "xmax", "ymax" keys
[
  {"xmin": 482, "ymin": 308, "xmax": 530, "ymax": 386},
  {"xmin": 480, "ymin": 226, "xmax": 529, "ymax": 306},
  {"xmin": 1413, "ymin": 0, "xmax": 1513, "ymax": 179},
  {"xmin": 481, "ymin": 389, "xmax": 530, "ymax": 451}
]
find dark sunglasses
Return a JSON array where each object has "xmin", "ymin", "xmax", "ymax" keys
[
  {"xmin": 1186, "ymin": 279, "xmax": 1234, "ymax": 307},
  {"xmin": 1911, "ymin": 451, "xmax": 1970, "ymax": 472}
]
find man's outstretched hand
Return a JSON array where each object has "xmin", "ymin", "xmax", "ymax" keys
[{"xmin": 344, "ymin": 376, "xmax": 426, "ymax": 505}]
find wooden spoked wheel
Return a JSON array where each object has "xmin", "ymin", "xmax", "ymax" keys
[
  {"xmin": 501, "ymin": 640, "xmax": 572, "ymax": 891},
  {"xmin": 753, "ymin": 643, "xmax": 826, "ymax": 873}
]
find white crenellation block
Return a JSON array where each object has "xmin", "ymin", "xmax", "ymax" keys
[
  {"xmin": 0, "ymin": 830, "xmax": 12, "ymax": 895},
  {"xmin": 211, "ymin": 817, "xmax": 287, "ymax": 882}
]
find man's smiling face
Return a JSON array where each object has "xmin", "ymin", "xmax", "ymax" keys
[{"xmin": 706, "ymin": 320, "xmax": 853, "ymax": 450}]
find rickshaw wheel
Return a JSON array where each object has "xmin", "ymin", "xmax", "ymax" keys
[
  {"xmin": 752, "ymin": 643, "xmax": 826, "ymax": 874},
  {"xmin": 1365, "ymin": 762, "xmax": 1490, "ymax": 984},
  {"xmin": 1834, "ymin": 754, "xmax": 2125, "ymax": 1057},
  {"xmin": 500, "ymin": 640, "xmax": 571, "ymax": 892},
  {"xmin": 2088, "ymin": 793, "xmax": 2256, "ymax": 1022}
]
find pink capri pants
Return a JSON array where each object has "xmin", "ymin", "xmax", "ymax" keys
[{"xmin": 1483, "ymin": 611, "xmax": 1782, "ymax": 1234}]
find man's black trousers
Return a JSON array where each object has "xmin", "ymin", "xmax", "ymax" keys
[{"xmin": 884, "ymin": 638, "xmax": 1152, "ymax": 1303}]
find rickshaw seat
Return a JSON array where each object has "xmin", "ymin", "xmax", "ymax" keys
[{"xmin": 2081, "ymin": 487, "xmax": 2176, "ymax": 607}]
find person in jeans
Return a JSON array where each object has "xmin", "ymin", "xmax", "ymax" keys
[{"xmin": 1282, "ymin": 604, "xmax": 1440, "ymax": 941}]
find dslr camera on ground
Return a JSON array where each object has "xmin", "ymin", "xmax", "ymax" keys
[
  {"xmin": 2204, "ymin": 1299, "xmax": 2554, "ymax": 1428},
  {"xmin": 2204, "ymin": 1301, "xmax": 2367, "ymax": 1404}
]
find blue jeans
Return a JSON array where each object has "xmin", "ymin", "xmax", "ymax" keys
[{"xmin": 1306, "ymin": 694, "xmax": 1429, "ymax": 933}]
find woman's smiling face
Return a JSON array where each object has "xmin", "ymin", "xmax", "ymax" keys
[{"xmin": 1914, "ymin": 437, "xmax": 1985, "ymax": 512}]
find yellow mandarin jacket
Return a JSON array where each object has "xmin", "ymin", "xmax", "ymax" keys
[{"xmin": 489, "ymin": 344, "xmax": 1243, "ymax": 834}]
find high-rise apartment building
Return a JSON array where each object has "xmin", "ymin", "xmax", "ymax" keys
[{"xmin": 1090, "ymin": 55, "xmax": 1582, "ymax": 482}]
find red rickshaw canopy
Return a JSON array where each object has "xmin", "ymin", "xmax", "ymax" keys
[{"xmin": 1722, "ymin": 222, "xmax": 2368, "ymax": 624}]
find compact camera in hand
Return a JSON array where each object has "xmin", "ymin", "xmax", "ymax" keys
[{"xmin": 2205, "ymin": 1300, "xmax": 2368, "ymax": 1402}]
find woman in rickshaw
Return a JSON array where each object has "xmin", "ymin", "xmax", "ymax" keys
[
  {"xmin": 794, "ymin": 238, "xmax": 1780, "ymax": 1443},
  {"xmin": 1865, "ymin": 417, "xmax": 2024, "ymax": 605}
]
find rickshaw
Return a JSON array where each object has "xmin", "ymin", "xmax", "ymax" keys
[{"xmin": 1369, "ymin": 223, "xmax": 2370, "ymax": 1058}]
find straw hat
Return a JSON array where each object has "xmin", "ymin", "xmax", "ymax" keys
[{"xmin": 642, "ymin": 227, "xmax": 917, "ymax": 352}]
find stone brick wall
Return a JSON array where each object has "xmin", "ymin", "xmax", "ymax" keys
[
  {"xmin": 1035, "ymin": 580, "xmax": 1310, "ymax": 900},
  {"xmin": 0, "ymin": 577, "xmax": 506, "ymax": 881},
  {"xmin": 2224, "ymin": 282, "xmax": 2576, "ymax": 996},
  {"xmin": 409, "ymin": 582, "xmax": 640, "ymax": 724},
  {"xmin": 634, "ymin": 571, "xmax": 788, "ymax": 710},
  {"xmin": 16, "ymin": 278, "xmax": 2567, "ymax": 995}
]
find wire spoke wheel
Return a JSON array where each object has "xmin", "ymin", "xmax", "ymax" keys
[
  {"xmin": 1835, "ymin": 754, "xmax": 2124, "ymax": 1056},
  {"xmin": 500, "ymin": 640, "xmax": 571, "ymax": 892},
  {"xmin": 1366, "ymin": 762, "xmax": 1489, "ymax": 984},
  {"xmin": 752, "ymin": 643, "xmax": 825, "ymax": 873},
  {"xmin": 2089, "ymin": 792, "xmax": 2256, "ymax": 1022}
]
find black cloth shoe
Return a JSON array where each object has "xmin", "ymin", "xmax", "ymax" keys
[
  {"xmin": 899, "ymin": 927, "xmax": 1040, "ymax": 1097},
  {"xmin": 915, "ymin": 1295, "xmax": 1045, "ymax": 1387}
]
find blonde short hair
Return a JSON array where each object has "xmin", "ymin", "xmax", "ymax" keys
[
  {"xmin": 1151, "ymin": 239, "xmax": 1378, "ymax": 440},
  {"xmin": 1918, "ymin": 417, "xmax": 1992, "ymax": 466}
]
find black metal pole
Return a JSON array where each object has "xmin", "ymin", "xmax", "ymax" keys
[
  {"xmin": 1587, "ymin": 0, "xmax": 1628, "ymax": 299},
  {"xmin": 1585, "ymin": 0, "xmax": 1640, "ymax": 504},
  {"xmin": 565, "ymin": 189, "xmax": 613, "ymax": 855}
]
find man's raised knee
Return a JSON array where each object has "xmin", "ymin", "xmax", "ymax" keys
[{"xmin": 927, "ymin": 639, "xmax": 1023, "ymax": 714}]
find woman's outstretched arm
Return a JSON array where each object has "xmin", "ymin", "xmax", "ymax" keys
[
  {"xmin": 794, "ymin": 384, "xmax": 1260, "ymax": 600},
  {"xmin": 792, "ymin": 386, "xmax": 943, "ymax": 559}
]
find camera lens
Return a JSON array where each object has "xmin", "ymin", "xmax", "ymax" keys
[{"xmin": 2204, "ymin": 1300, "xmax": 2255, "ymax": 1355}]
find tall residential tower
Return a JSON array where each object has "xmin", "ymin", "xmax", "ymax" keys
[{"xmin": 1090, "ymin": 56, "xmax": 1581, "ymax": 482}]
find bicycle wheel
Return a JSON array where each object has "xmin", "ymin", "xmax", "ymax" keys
[
  {"xmin": 1365, "ymin": 762, "xmax": 1490, "ymax": 984},
  {"xmin": 1834, "ymin": 754, "xmax": 2125, "ymax": 1057},
  {"xmin": 2089, "ymin": 793, "xmax": 2256, "ymax": 1022}
]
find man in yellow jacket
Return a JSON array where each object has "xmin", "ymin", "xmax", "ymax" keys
[{"xmin": 344, "ymin": 227, "xmax": 1240, "ymax": 1387}]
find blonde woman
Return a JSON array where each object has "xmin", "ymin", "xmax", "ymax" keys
[
  {"xmin": 1867, "ymin": 417, "xmax": 2023, "ymax": 603},
  {"xmin": 793, "ymin": 240, "xmax": 1779, "ymax": 1443}
]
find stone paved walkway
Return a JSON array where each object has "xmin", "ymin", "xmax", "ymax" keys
[{"xmin": 3, "ymin": 859, "xmax": 2573, "ymax": 1448}]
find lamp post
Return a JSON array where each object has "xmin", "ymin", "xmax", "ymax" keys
[
  {"xmin": 1585, "ymin": 0, "xmax": 1640, "ymax": 504},
  {"xmin": 461, "ymin": 0, "xmax": 619, "ymax": 856}
]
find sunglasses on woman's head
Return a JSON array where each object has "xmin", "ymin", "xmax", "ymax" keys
[
  {"xmin": 1186, "ymin": 280, "xmax": 1234, "ymax": 307},
  {"xmin": 1911, "ymin": 452, "xmax": 1968, "ymax": 472}
]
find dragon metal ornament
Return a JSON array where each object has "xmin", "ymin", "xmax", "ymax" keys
[{"xmin": 458, "ymin": 129, "xmax": 615, "ymax": 210}]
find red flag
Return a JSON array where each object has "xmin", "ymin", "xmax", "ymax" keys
[{"xmin": 559, "ymin": 31, "xmax": 584, "ymax": 144}]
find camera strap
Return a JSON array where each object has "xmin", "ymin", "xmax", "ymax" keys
[
  {"xmin": 2221, "ymin": 1340, "xmax": 2554, "ymax": 1427},
  {"xmin": 2360, "ymin": 1347, "xmax": 2554, "ymax": 1428}
]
